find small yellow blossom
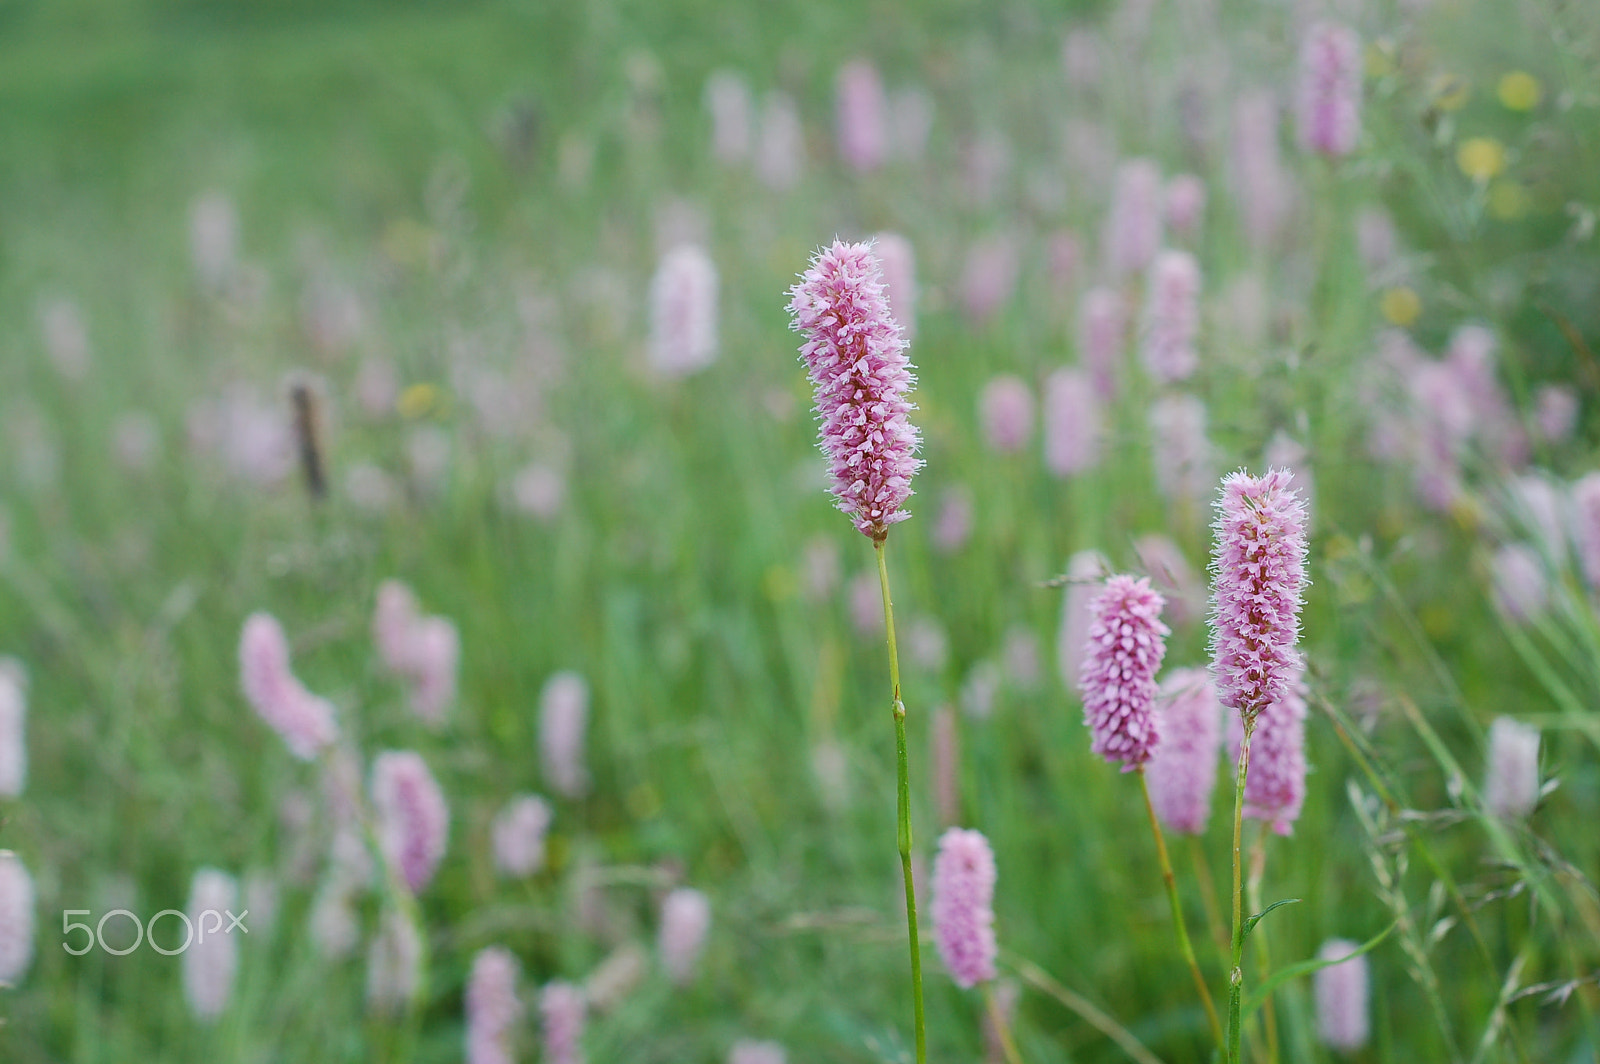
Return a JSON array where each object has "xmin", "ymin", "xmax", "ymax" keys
[
  {"xmin": 397, "ymin": 382, "xmax": 440, "ymax": 419},
  {"xmin": 1380, "ymin": 286, "xmax": 1422, "ymax": 326},
  {"xmin": 1456, "ymin": 137, "xmax": 1507, "ymax": 181},
  {"xmin": 1488, "ymin": 180, "xmax": 1529, "ymax": 220},
  {"xmin": 1497, "ymin": 71, "xmax": 1542, "ymax": 111}
]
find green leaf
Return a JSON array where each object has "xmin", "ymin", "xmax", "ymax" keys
[
  {"xmin": 1242, "ymin": 897, "xmax": 1301, "ymax": 939},
  {"xmin": 1243, "ymin": 921, "xmax": 1397, "ymax": 1019}
]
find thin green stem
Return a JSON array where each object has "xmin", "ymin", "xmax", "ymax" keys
[
  {"xmin": 984, "ymin": 982, "xmax": 1026, "ymax": 1064},
  {"xmin": 1138, "ymin": 769, "xmax": 1224, "ymax": 1048},
  {"xmin": 876, "ymin": 537, "xmax": 927, "ymax": 1064},
  {"xmin": 1187, "ymin": 834, "xmax": 1230, "ymax": 964},
  {"xmin": 1227, "ymin": 719, "xmax": 1255, "ymax": 1064},
  {"xmin": 1246, "ymin": 829, "xmax": 1278, "ymax": 1064}
]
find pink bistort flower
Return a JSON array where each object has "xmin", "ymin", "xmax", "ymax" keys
[
  {"xmin": 1314, "ymin": 939, "xmax": 1370, "ymax": 1051},
  {"xmin": 788, "ymin": 240, "xmax": 922, "ymax": 539},
  {"xmin": 0, "ymin": 850, "xmax": 35, "ymax": 985},
  {"xmin": 1484, "ymin": 716, "xmax": 1540, "ymax": 819},
  {"xmin": 932, "ymin": 827, "xmax": 998, "ymax": 989},
  {"xmin": 1226, "ymin": 664, "xmax": 1308, "ymax": 834},
  {"xmin": 704, "ymin": 70, "xmax": 753, "ymax": 166},
  {"xmin": 836, "ymin": 60, "xmax": 888, "ymax": 172},
  {"xmin": 979, "ymin": 375, "xmax": 1034, "ymax": 454},
  {"xmin": 649, "ymin": 244, "xmax": 719, "ymax": 376},
  {"xmin": 239, "ymin": 612, "xmax": 339, "ymax": 760},
  {"xmin": 1104, "ymin": 159, "xmax": 1164, "ymax": 279},
  {"xmin": 540, "ymin": 981, "xmax": 586, "ymax": 1064},
  {"xmin": 1056, "ymin": 550, "xmax": 1106, "ymax": 690},
  {"xmin": 658, "ymin": 887, "xmax": 712, "ymax": 985},
  {"xmin": 0, "ymin": 661, "xmax": 25, "ymax": 798},
  {"xmin": 1209, "ymin": 469, "xmax": 1309, "ymax": 724},
  {"xmin": 1164, "ymin": 174, "xmax": 1207, "ymax": 239},
  {"xmin": 872, "ymin": 231, "xmax": 917, "ymax": 341},
  {"xmin": 1572, "ymin": 473, "xmax": 1600, "ymax": 592},
  {"xmin": 1079, "ymin": 575, "xmax": 1170, "ymax": 770},
  {"xmin": 371, "ymin": 751, "xmax": 449, "ymax": 893},
  {"xmin": 1043, "ymin": 368, "xmax": 1101, "ymax": 476},
  {"xmin": 466, "ymin": 946, "xmax": 523, "ymax": 1064},
  {"xmin": 1297, "ymin": 22, "xmax": 1363, "ymax": 157},
  {"xmin": 540, "ymin": 671, "xmax": 591, "ymax": 798},
  {"xmin": 184, "ymin": 868, "xmax": 239, "ymax": 1021},
  {"xmin": 1147, "ymin": 669, "xmax": 1222, "ymax": 834},
  {"xmin": 1142, "ymin": 250, "xmax": 1202, "ymax": 384},
  {"xmin": 1077, "ymin": 287, "xmax": 1125, "ymax": 402}
]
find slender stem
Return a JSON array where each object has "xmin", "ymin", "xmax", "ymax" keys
[
  {"xmin": 1246, "ymin": 828, "xmax": 1278, "ymax": 1064},
  {"xmin": 984, "ymin": 983, "xmax": 1026, "ymax": 1064},
  {"xmin": 1138, "ymin": 769, "xmax": 1224, "ymax": 1048},
  {"xmin": 1006, "ymin": 952, "xmax": 1165, "ymax": 1064},
  {"xmin": 1227, "ymin": 719, "xmax": 1255, "ymax": 1064},
  {"xmin": 1187, "ymin": 834, "xmax": 1230, "ymax": 962},
  {"xmin": 876, "ymin": 537, "xmax": 927, "ymax": 1064}
]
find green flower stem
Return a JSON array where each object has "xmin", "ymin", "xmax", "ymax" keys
[
  {"xmin": 876, "ymin": 537, "xmax": 927, "ymax": 1064},
  {"xmin": 1139, "ymin": 768, "xmax": 1224, "ymax": 1049},
  {"xmin": 1227, "ymin": 719, "xmax": 1256, "ymax": 1064}
]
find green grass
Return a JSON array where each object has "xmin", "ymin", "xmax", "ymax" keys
[{"xmin": 0, "ymin": 0, "xmax": 1598, "ymax": 1060}]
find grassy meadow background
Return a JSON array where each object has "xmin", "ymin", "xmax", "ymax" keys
[{"xmin": 1, "ymin": 0, "xmax": 1599, "ymax": 1060}]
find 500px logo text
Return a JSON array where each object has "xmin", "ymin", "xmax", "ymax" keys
[{"xmin": 61, "ymin": 908, "xmax": 249, "ymax": 956}]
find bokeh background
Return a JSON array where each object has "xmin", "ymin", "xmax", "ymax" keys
[{"xmin": 1, "ymin": 0, "xmax": 1598, "ymax": 1060}]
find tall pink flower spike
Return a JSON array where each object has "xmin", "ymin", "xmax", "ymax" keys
[
  {"xmin": 931, "ymin": 827, "xmax": 998, "ymax": 989},
  {"xmin": 239, "ymin": 612, "xmax": 339, "ymax": 760},
  {"xmin": 788, "ymin": 240, "xmax": 922, "ymax": 540},
  {"xmin": 1297, "ymin": 22, "xmax": 1363, "ymax": 157}
]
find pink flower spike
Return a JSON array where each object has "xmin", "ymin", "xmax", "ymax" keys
[
  {"xmin": 1056, "ymin": 550, "xmax": 1106, "ymax": 691},
  {"xmin": 648, "ymin": 244, "xmax": 719, "ymax": 376},
  {"xmin": 238, "ymin": 612, "xmax": 339, "ymax": 760},
  {"xmin": 658, "ymin": 887, "xmax": 712, "ymax": 985},
  {"xmin": 183, "ymin": 868, "xmax": 239, "ymax": 1021},
  {"xmin": 1572, "ymin": 473, "xmax": 1600, "ymax": 592},
  {"xmin": 979, "ymin": 375, "xmax": 1034, "ymax": 454},
  {"xmin": 1141, "ymin": 250, "xmax": 1202, "ymax": 384},
  {"xmin": 932, "ymin": 827, "xmax": 999, "ymax": 989},
  {"xmin": 371, "ymin": 750, "xmax": 449, "ymax": 893},
  {"xmin": 1080, "ymin": 575, "xmax": 1170, "ymax": 770},
  {"xmin": 1315, "ymin": 939, "xmax": 1370, "ymax": 1051},
  {"xmin": 836, "ymin": 60, "xmax": 888, "ymax": 172},
  {"xmin": 1484, "ymin": 716, "xmax": 1540, "ymax": 819},
  {"xmin": 1043, "ymin": 368, "xmax": 1102, "ymax": 477},
  {"xmin": 0, "ymin": 661, "xmax": 25, "ymax": 798},
  {"xmin": 1104, "ymin": 158, "xmax": 1164, "ymax": 279},
  {"xmin": 0, "ymin": 850, "xmax": 35, "ymax": 985},
  {"xmin": 788, "ymin": 240, "xmax": 922, "ymax": 540},
  {"xmin": 492, "ymin": 794, "xmax": 554, "ymax": 878},
  {"xmin": 1297, "ymin": 22, "xmax": 1363, "ymax": 157},
  {"xmin": 540, "ymin": 981, "xmax": 586, "ymax": 1064},
  {"xmin": 872, "ymin": 231, "xmax": 917, "ymax": 341},
  {"xmin": 1164, "ymin": 174, "xmax": 1207, "ymax": 239},
  {"xmin": 1226, "ymin": 664, "xmax": 1308, "ymax": 834},
  {"xmin": 466, "ymin": 947, "xmax": 523, "ymax": 1064},
  {"xmin": 540, "ymin": 671, "xmax": 592, "ymax": 798},
  {"xmin": 1147, "ymin": 669, "xmax": 1223, "ymax": 834},
  {"xmin": 1209, "ymin": 469, "xmax": 1309, "ymax": 723},
  {"xmin": 1077, "ymin": 287, "xmax": 1126, "ymax": 402}
]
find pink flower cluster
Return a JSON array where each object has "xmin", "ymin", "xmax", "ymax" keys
[
  {"xmin": 931, "ymin": 827, "xmax": 998, "ymax": 989},
  {"xmin": 1104, "ymin": 158, "xmax": 1164, "ymax": 279},
  {"xmin": 1227, "ymin": 664, "xmax": 1308, "ymax": 834},
  {"xmin": 1314, "ymin": 939, "xmax": 1370, "ymax": 1051},
  {"xmin": 1146, "ymin": 668, "xmax": 1222, "ymax": 835},
  {"xmin": 540, "ymin": 981, "xmax": 586, "ymax": 1064},
  {"xmin": 1297, "ymin": 22, "xmax": 1363, "ymax": 157},
  {"xmin": 1209, "ymin": 469, "xmax": 1309, "ymax": 722},
  {"xmin": 371, "ymin": 750, "xmax": 449, "ymax": 893},
  {"xmin": 373, "ymin": 580, "xmax": 460, "ymax": 724},
  {"xmin": 466, "ymin": 947, "xmax": 523, "ymax": 1064},
  {"xmin": 1141, "ymin": 250, "xmax": 1202, "ymax": 384},
  {"xmin": 1079, "ymin": 574, "xmax": 1170, "ymax": 770},
  {"xmin": 658, "ymin": 887, "xmax": 712, "ymax": 985},
  {"xmin": 0, "ymin": 850, "xmax": 33, "ymax": 985},
  {"xmin": 238, "ymin": 612, "xmax": 339, "ymax": 760},
  {"xmin": 788, "ymin": 240, "xmax": 922, "ymax": 539}
]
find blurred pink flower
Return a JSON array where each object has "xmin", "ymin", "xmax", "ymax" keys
[
  {"xmin": 466, "ymin": 947, "xmax": 523, "ymax": 1064},
  {"xmin": 1572, "ymin": 473, "xmax": 1600, "ymax": 591},
  {"xmin": 933, "ymin": 486, "xmax": 975, "ymax": 554},
  {"xmin": 729, "ymin": 1040, "xmax": 787, "ymax": 1064},
  {"xmin": 659, "ymin": 887, "xmax": 711, "ymax": 985},
  {"xmin": 848, "ymin": 568, "xmax": 885, "ymax": 635},
  {"xmin": 39, "ymin": 296, "xmax": 91, "ymax": 381},
  {"xmin": 932, "ymin": 704, "xmax": 960, "ymax": 827},
  {"xmin": 1077, "ymin": 287, "xmax": 1126, "ymax": 402},
  {"xmin": 0, "ymin": 660, "xmax": 26, "ymax": 798},
  {"xmin": 1484, "ymin": 716, "xmax": 1540, "ymax": 818},
  {"xmin": 492, "ymin": 794, "xmax": 553, "ymax": 878},
  {"xmin": 366, "ymin": 908, "xmax": 422, "ymax": 1014},
  {"xmin": 836, "ymin": 60, "xmax": 889, "ymax": 172},
  {"xmin": 1150, "ymin": 394, "xmax": 1213, "ymax": 510},
  {"xmin": 540, "ymin": 981, "xmax": 586, "ymax": 1064},
  {"xmin": 1491, "ymin": 543, "xmax": 1547, "ymax": 623},
  {"xmin": 649, "ymin": 244, "xmax": 719, "ymax": 376},
  {"xmin": 979, "ymin": 375, "xmax": 1034, "ymax": 453},
  {"xmin": 932, "ymin": 827, "xmax": 998, "ymax": 988},
  {"xmin": 873, "ymin": 232, "xmax": 917, "ymax": 341},
  {"xmin": 540, "ymin": 671, "xmax": 591, "ymax": 798},
  {"xmin": 1043, "ymin": 368, "xmax": 1102, "ymax": 477},
  {"xmin": 510, "ymin": 461, "xmax": 567, "ymax": 521},
  {"xmin": 1134, "ymin": 534, "xmax": 1205, "ymax": 627},
  {"xmin": 1164, "ymin": 174, "xmax": 1207, "ymax": 239},
  {"xmin": 961, "ymin": 235, "xmax": 1020, "ymax": 324},
  {"xmin": 1147, "ymin": 668, "xmax": 1222, "ymax": 834},
  {"xmin": 190, "ymin": 191, "xmax": 239, "ymax": 290},
  {"xmin": 1535, "ymin": 385, "xmax": 1578, "ymax": 443},
  {"xmin": 372, "ymin": 580, "xmax": 460, "ymax": 725},
  {"xmin": 371, "ymin": 750, "xmax": 449, "ymax": 893},
  {"xmin": 756, "ymin": 92, "xmax": 805, "ymax": 191},
  {"xmin": 184, "ymin": 869, "xmax": 239, "ymax": 1021},
  {"xmin": 1141, "ymin": 250, "xmax": 1202, "ymax": 384},
  {"xmin": 704, "ymin": 70, "xmax": 753, "ymax": 165},
  {"xmin": 1226, "ymin": 665, "xmax": 1308, "ymax": 834},
  {"xmin": 1232, "ymin": 90, "xmax": 1291, "ymax": 249},
  {"xmin": 0, "ymin": 851, "xmax": 35, "ymax": 985},
  {"xmin": 1056, "ymin": 550, "xmax": 1106, "ymax": 691},
  {"xmin": 1314, "ymin": 939, "xmax": 1370, "ymax": 1051},
  {"xmin": 239, "ymin": 612, "xmax": 339, "ymax": 760},
  {"xmin": 1297, "ymin": 22, "xmax": 1363, "ymax": 157},
  {"xmin": 1104, "ymin": 159, "xmax": 1164, "ymax": 279}
]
